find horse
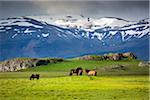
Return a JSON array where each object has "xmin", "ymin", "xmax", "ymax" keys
[
  {"xmin": 85, "ymin": 69, "xmax": 97, "ymax": 76},
  {"xmin": 69, "ymin": 67, "xmax": 83, "ymax": 76},
  {"xmin": 30, "ymin": 74, "xmax": 40, "ymax": 80}
]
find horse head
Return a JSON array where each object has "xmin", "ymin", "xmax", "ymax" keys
[
  {"xmin": 69, "ymin": 69, "xmax": 74, "ymax": 76},
  {"xmin": 85, "ymin": 69, "xmax": 90, "ymax": 73}
]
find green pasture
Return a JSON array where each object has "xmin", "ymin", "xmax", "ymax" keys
[
  {"xmin": 0, "ymin": 76, "xmax": 149, "ymax": 100},
  {"xmin": 0, "ymin": 59, "xmax": 149, "ymax": 100}
]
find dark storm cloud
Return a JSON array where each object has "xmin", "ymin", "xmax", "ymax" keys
[
  {"xmin": 0, "ymin": 0, "xmax": 149, "ymax": 20},
  {"xmin": 0, "ymin": 1, "xmax": 47, "ymax": 18}
]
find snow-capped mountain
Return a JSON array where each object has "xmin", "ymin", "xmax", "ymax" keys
[
  {"xmin": 1, "ymin": 16, "xmax": 149, "ymax": 41},
  {"xmin": 0, "ymin": 16, "xmax": 149, "ymax": 61}
]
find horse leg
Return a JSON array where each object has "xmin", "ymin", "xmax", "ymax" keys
[
  {"xmin": 37, "ymin": 76, "xmax": 39, "ymax": 80},
  {"xmin": 69, "ymin": 72, "xmax": 72, "ymax": 76},
  {"xmin": 76, "ymin": 72, "xmax": 78, "ymax": 76},
  {"xmin": 77, "ymin": 70, "xmax": 82, "ymax": 76},
  {"xmin": 80, "ymin": 71, "xmax": 82, "ymax": 75}
]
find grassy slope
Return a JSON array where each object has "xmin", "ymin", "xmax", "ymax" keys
[
  {"xmin": 22, "ymin": 59, "xmax": 140, "ymax": 71},
  {"xmin": 21, "ymin": 59, "xmax": 148, "ymax": 76}
]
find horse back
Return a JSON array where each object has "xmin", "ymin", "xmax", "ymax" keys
[{"xmin": 88, "ymin": 70, "xmax": 97, "ymax": 76}]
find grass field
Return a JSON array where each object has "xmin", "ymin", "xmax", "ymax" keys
[
  {"xmin": 0, "ymin": 76, "xmax": 149, "ymax": 100},
  {"xmin": 0, "ymin": 59, "xmax": 149, "ymax": 100}
]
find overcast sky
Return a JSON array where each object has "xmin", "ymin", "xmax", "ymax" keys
[{"xmin": 0, "ymin": 0, "xmax": 149, "ymax": 21}]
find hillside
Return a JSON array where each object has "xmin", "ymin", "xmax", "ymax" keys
[
  {"xmin": 0, "ymin": 52, "xmax": 135, "ymax": 72},
  {"xmin": 0, "ymin": 58, "xmax": 63, "ymax": 72},
  {"xmin": 0, "ymin": 52, "xmax": 149, "ymax": 77}
]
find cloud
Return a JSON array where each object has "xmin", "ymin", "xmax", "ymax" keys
[
  {"xmin": 31, "ymin": 1, "xmax": 89, "ymax": 15},
  {"xmin": 0, "ymin": 1, "xmax": 149, "ymax": 20}
]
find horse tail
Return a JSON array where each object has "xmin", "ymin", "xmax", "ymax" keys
[
  {"xmin": 95, "ymin": 71, "xmax": 97, "ymax": 76},
  {"xmin": 36, "ymin": 74, "xmax": 39, "ymax": 80}
]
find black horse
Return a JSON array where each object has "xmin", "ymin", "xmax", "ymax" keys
[
  {"xmin": 69, "ymin": 67, "xmax": 83, "ymax": 76},
  {"xmin": 30, "ymin": 74, "xmax": 40, "ymax": 80}
]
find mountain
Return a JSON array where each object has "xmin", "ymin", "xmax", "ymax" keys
[{"xmin": 0, "ymin": 16, "xmax": 149, "ymax": 61}]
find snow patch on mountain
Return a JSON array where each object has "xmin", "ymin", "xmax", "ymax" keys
[
  {"xmin": 24, "ymin": 29, "xmax": 35, "ymax": 33},
  {"xmin": 12, "ymin": 33, "xmax": 18, "ymax": 38},
  {"xmin": 0, "ymin": 30, "xmax": 5, "ymax": 32},
  {"xmin": 42, "ymin": 33, "xmax": 49, "ymax": 37},
  {"xmin": 0, "ymin": 26, "xmax": 4, "ymax": 29},
  {"xmin": 92, "ymin": 17, "xmax": 130, "ymax": 28}
]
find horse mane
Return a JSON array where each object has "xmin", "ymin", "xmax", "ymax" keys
[
  {"xmin": 76, "ymin": 67, "xmax": 82, "ymax": 72},
  {"xmin": 69, "ymin": 67, "xmax": 83, "ymax": 76},
  {"xmin": 85, "ymin": 69, "xmax": 91, "ymax": 73}
]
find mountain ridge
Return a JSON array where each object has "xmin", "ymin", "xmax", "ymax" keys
[{"xmin": 0, "ymin": 16, "xmax": 149, "ymax": 61}]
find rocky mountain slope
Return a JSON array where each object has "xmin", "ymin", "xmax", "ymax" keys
[
  {"xmin": 79, "ymin": 52, "xmax": 137, "ymax": 61},
  {"xmin": 0, "ymin": 58, "xmax": 63, "ymax": 72}
]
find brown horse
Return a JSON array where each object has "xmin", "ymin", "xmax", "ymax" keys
[
  {"xmin": 69, "ymin": 67, "xmax": 83, "ymax": 76},
  {"xmin": 85, "ymin": 69, "xmax": 97, "ymax": 76},
  {"xmin": 30, "ymin": 74, "xmax": 40, "ymax": 80}
]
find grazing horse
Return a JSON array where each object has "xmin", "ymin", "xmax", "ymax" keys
[
  {"xmin": 69, "ymin": 67, "xmax": 83, "ymax": 76},
  {"xmin": 85, "ymin": 69, "xmax": 97, "ymax": 76},
  {"xmin": 30, "ymin": 74, "xmax": 40, "ymax": 80}
]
